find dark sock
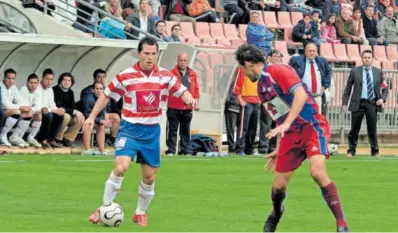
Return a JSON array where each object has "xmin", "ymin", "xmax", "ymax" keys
[
  {"xmin": 321, "ymin": 182, "xmax": 348, "ymax": 227},
  {"xmin": 271, "ymin": 187, "xmax": 286, "ymax": 217}
]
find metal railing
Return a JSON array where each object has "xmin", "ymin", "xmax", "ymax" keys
[{"xmin": 40, "ymin": 0, "xmax": 162, "ymax": 41}]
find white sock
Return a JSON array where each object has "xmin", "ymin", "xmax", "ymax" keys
[
  {"xmin": 27, "ymin": 121, "xmax": 42, "ymax": 141},
  {"xmin": 103, "ymin": 171, "xmax": 124, "ymax": 206},
  {"xmin": 11, "ymin": 119, "xmax": 31, "ymax": 139},
  {"xmin": 0, "ymin": 117, "xmax": 18, "ymax": 138},
  {"xmin": 135, "ymin": 181, "xmax": 155, "ymax": 215}
]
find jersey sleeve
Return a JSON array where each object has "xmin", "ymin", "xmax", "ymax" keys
[
  {"xmin": 269, "ymin": 65, "xmax": 303, "ymax": 95},
  {"xmin": 104, "ymin": 74, "xmax": 126, "ymax": 102},
  {"xmin": 169, "ymin": 74, "xmax": 187, "ymax": 98}
]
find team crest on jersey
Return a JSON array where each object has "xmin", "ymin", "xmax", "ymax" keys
[{"xmin": 115, "ymin": 137, "xmax": 127, "ymax": 150}]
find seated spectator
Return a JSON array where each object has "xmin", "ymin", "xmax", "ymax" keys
[
  {"xmin": 379, "ymin": 0, "xmax": 398, "ymax": 19},
  {"xmin": 292, "ymin": 13, "xmax": 320, "ymax": 46},
  {"xmin": 82, "ymin": 82, "xmax": 113, "ymax": 155},
  {"xmin": 53, "ymin": 0, "xmax": 77, "ymax": 26},
  {"xmin": 104, "ymin": 0, "xmax": 123, "ymax": 20},
  {"xmin": 72, "ymin": 0, "xmax": 107, "ymax": 33},
  {"xmin": 19, "ymin": 74, "xmax": 43, "ymax": 148},
  {"xmin": 336, "ymin": 8, "xmax": 364, "ymax": 44},
  {"xmin": 253, "ymin": 0, "xmax": 288, "ymax": 12},
  {"xmin": 223, "ymin": 0, "xmax": 249, "ymax": 25},
  {"xmin": 37, "ymin": 69, "xmax": 64, "ymax": 149},
  {"xmin": 320, "ymin": 14, "xmax": 340, "ymax": 43},
  {"xmin": 80, "ymin": 69, "xmax": 121, "ymax": 146},
  {"xmin": 289, "ymin": 0, "xmax": 322, "ymax": 15},
  {"xmin": 98, "ymin": 17, "xmax": 127, "ymax": 39},
  {"xmin": 352, "ymin": 8, "xmax": 369, "ymax": 44},
  {"xmin": 53, "ymin": 73, "xmax": 84, "ymax": 147},
  {"xmin": 188, "ymin": 0, "xmax": 222, "ymax": 23},
  {"xmin": 155, "ymin": 20, "xmax": 171, "ymax": 41},
  {"xmin": 377, "ymin": 6, "xmax": 398, "ymax": 45},
  {"xmin": 125, "ymin": 0, "xmax": 157, "ymax": 39},
  {"xmin": 361, "ymin": 0, "xmax": 379, "ymax": 15},
  {"xmin": 27, "ymin": 0, "xmax": 56, "ymax": 16},
  {"xmin": 246, "ymin": 11, "xmax": 274, "ymax": 56},
  {"xmin": 169, "ymin": 24, "xmax": 182, "ymax": 42},
  {"xmin": 131, "ymin": 0, "xmax": 161, "ymax": 19},
  {"xmin": 164, "ymin": 0, "xmax": 196, "ymax": 24},
  {"xmin": 363, "ymin": 6, "xmax": 389, "ymax": 45},
  {"xmin": 0, "ymin": 69, "xmax": 32, "ymax": 147}
]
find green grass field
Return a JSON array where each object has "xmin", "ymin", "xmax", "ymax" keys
[{"xmin": 1, "ymin": 154, "xmax": 398, "ymax": 232}]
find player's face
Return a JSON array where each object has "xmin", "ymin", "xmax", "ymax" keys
[
  {"xmin": 241, "ymin": 63, "xmax": 260, "ymax": 82},
  {"xmin": 41, "ymin": 74, "xmax": 54, "ymax": 89},
  {"xmin": 95, "ymin": 73, "xmax": 106, "ymax": 84},
  {"xmin": 4, "ymin": 72, "xmax": 16, "ymax": 88},
  {"xmin": 61, "ymin": 76, "xmax": 72, "ymax": 89},
  {"xmin": 138, "ymin": 44, "xmax": 158, "ymax": 70},
  {"xmin": 362, "ymin": 52, "xmax": 373, "ymax": 67},
  {"xmin": 93, "ymin": 83, "xmax": 104, "ymax": 97},
  {"xmin": 27, "ymin": 78, "xmax": 39, "ymax": 92}
]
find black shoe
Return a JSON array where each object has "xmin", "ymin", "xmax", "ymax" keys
[
  {"xmin": 63, "ymin": 139, "xmax": 74, "ymax": 148},
  {"xmin": 263, "ymin": 207, "xmax": 284, "ymax": 232},
  {"xmin": 337, "ymin": 226, "xmax": 349, "ymax": 232}
]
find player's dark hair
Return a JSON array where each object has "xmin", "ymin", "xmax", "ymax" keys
[
  {"xmin": 156, "ymin": 20, "xmax": 166, "ymax": 27},
  {"xmin": 27, "ymin": 73, "xmax": 39, "ymax": 82},
  {"xmin": 137, "ymin": 36, "xmax": 159, "ymax": 53},
  {"xmin": 362, "ymin": 49, "xmax": 373, "ymax": 57},
  {"xmin": 235, "ymin": 44, "xmax": 265, "ymax": 66},
  {"xmin": 42, "ymin": 68, "xmax": 54, "ymax": 77},
  {"xmin": 58, "ymin": 72, "xmax": 75, "ymax": 87},
  {"xmin": 93, "ymin": 69, "xmax": 106, "ymax": 80},
  {"xmin": 4, "ymin": 68, "xmax": 16, "ymax": 78}
]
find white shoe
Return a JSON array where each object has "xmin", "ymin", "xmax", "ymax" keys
[
  {"xmin": 0, "ymin": 137, "xmax": 11, "ymax": 147},
  {"xmin": 9, "ymin": 137, "xmax": 27, "ymax": 148},
  {"xmin": 27, "ymin": 138, "xmax": 42, "ymax": 148}
]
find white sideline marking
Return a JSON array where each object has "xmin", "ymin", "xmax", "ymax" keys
[{"xmin": 0, "ymin": 160, "xmax": 26, "ymax": 163}]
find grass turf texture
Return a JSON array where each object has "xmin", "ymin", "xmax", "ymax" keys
[{"xmin": 1, "ymin": 154, "xmax": 397, "ymax": 232}]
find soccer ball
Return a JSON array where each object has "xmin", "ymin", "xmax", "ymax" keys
[
  {"xmin": 328, "ymin": 143, "xmax": 339, "ymax": 156},
  {"xmin": 99, "ymin": 202, "xmax": 124, "ymax": 227}
]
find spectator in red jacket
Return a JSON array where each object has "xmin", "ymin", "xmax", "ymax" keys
[{"xmin": 166, "ymin": 53, "xmax": 200, "ymax": 156}]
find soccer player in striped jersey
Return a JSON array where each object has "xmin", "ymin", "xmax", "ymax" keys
[
  {"xmin": 235, "ymin": 44, "xmax": 349, "ymax": 232},
  {"xmin": 85, "ymin": 36, "xmax": 197, "ymax": 226}
]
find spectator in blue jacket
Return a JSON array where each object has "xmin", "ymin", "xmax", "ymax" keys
[
  {"xmin": 81, "ymin": 82, "xmax": 114, "ymax": 155},
  {"xmin": 292, "ymin": 13, "xmax": 321, "ymax": 46},
  {"xmin": 246, "ymin": 11, "xmax": 274, "ymax": 56}
]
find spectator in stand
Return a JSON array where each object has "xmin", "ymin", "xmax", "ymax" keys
[
  {"xmin": 155, "ymin": 20, "xmax": 171, "ymax": 41},
  {"xmin": 80, "ymin": 69, "xmax": 121, "ymax": 147},
  {"xmin": 288, "ymin": 0, "xmax": 322, "ymax": 15},
  {"xmin": 311, "ymin": 11, "xmax": 321, "ymax": 33},
  {"xmin": 82, "ymin": 82, "xmax": 113, "ymax": 155},
  {"xmin": 125, "ymin": 0, "xmax": 157, "ymax": 40},
  {"xmin": 233, "ymin": 67, "xmax": 260, "ymax": 156},
  {"xmin": 361, "ymin": 0, "xmax": 379, "ymax": 15},
  {"xmin": 28, "ymin": 0, "xmax": 56, "ymax": 16},
  {"xmin": 336, "ymin": 8, "xmax": 364, "ymax": 44},
  {"xmin": 292, "ymin": 13, "xmax": 321, "ymax": 46},
  {"xmin": 37, "ymin": 69, "xmax": 64, "ymax": 149},
  {"xmin": 224, "ymin": 0, "xmax": 249, "ymax": 25},
  {"xmin": 320, "ymin": 14, "xmax": 341, "ymax": 43},
  {"xmin": 188, "ymin": 0, "xmax": 222, "ymax": 23},
  {"xmin": 105, "ymin": 0, "xmax": 123, "ymax": 20},
  {"xmin": 363, "ymin": 6, "xmax": 389, "ymax": 45},
  {"xmin": 379, "ymin": 0, "xmax": 398, "ymax": 19},
  {"xmin": 377, "ymin": 6, "xmax": 398, "ymax": 45},
  {"xmin": 19, "ymin": 74, "xmax": 43, "ymax": 148},
  {"xmin": 166, "ymin": 53, "xmax": 199, "ymax": 156},
  {"xmin": 72, "ymin": 0, "xmax": 107, "ymax": 33},
  {"xmin": 164, "ymin": 0, "xmax": 196, "ymax": 24},
  {"xmin": 169, "ymin": 24, "xmax": 182, "ymax": 41},
  {"xmin": 53, "ymin": 73, "xmax": 84, "ymax": 147},
  {"xmin": 246, "ymin": 11, "xmax": 274, "ymax": 57},
  {"xmin": 259, "ymin": 0, "xmax": 289, "ymax": 12},
  {"xmin": 131, "ymin": 0, "xmax": 161, "ymax": 20},
  {"xmin": 0, "ymin": 69, "xmax": 32, "ymax": 148},
  {"xmin": 120, "ymin": 0, "xmax": 135, "ymax": 8},
  {"xmin": 331, "ymin": 0, "xmax": 341, "ymax": 16},
  {"xmin": 352, "ymin": 8, "xmax": 370, "ymax": 45}
]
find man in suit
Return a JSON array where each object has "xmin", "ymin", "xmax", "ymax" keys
[
  {"xmin": 288, "ymin": 43, "xmax": 332, "ymax": 110},
  {"xmin": 342, "ymin": 50, "xmax": 388, "ymax": 157}
]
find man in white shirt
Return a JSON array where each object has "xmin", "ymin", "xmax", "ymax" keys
[
  {"xmin": 19, "ymin": 74, "xmax": 43, "ymax": 148},
  {"xmin": 37, "ymin": 69, "xmax": 65, "ymax": 149},
  {"xmin": 0, "ymin": 69, "xmax": 33, "ymax": 147}
]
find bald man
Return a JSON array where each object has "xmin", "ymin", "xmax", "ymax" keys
[{"xmin": 166, "ymin": 53, "xmax": 200, "ymax": 156}]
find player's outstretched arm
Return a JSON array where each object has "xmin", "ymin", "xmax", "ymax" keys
[{"xmin": 84, "ymin": 94, "xmax": 110, "ymax": 131}]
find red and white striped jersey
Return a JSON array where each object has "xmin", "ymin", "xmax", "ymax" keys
[{"xmin": 104, "ymin": 63, "xmax": 187, "ymax": 125}]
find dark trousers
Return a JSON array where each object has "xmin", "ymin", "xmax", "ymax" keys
[
  {"xmin": 195, "ymin": 10, "xmax": 218, "ymax": 23},
  {"xmin": 38, "ymin": 113, "xmax": 64, "ymax": 142},
  {"xmin": 224, "ymin": 4, "xmax": 247, "ymax": 25},
  {"xmin": 224, "ymin": 109, "xmax": 239, "ymax": 153},
  {"xmin": 347, "ymin": 100, "xmax": 379, "ymax": 155},
  {"xmin": 166, "ymin": 108, "xmax": 193, "ymax": 154},
  {"xmin": 258, "ymin": 107, "xmax": 276, "ymax": 153},
  {"xmin": 236, "ymin": 103, "xmax": 260, "ymax": 154}
]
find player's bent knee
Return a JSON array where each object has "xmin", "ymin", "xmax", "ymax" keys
[{"xmin": 273, "ymin": 172, "xmax": 291, "ymax": 190}]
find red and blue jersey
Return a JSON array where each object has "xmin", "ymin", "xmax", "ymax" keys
[{"xmin": 258, "ymin": 63, "xmax": 324, "ymax": 130}]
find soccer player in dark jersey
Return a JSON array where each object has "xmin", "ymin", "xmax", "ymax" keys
[{"xmin": 235, "ymin": 44, "xmax": 349, "ymax": 232}]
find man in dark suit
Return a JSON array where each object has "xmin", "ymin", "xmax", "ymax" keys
[{"xmin": 342, "ymin": 50, "xmax": 388, "ymax": 157}]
